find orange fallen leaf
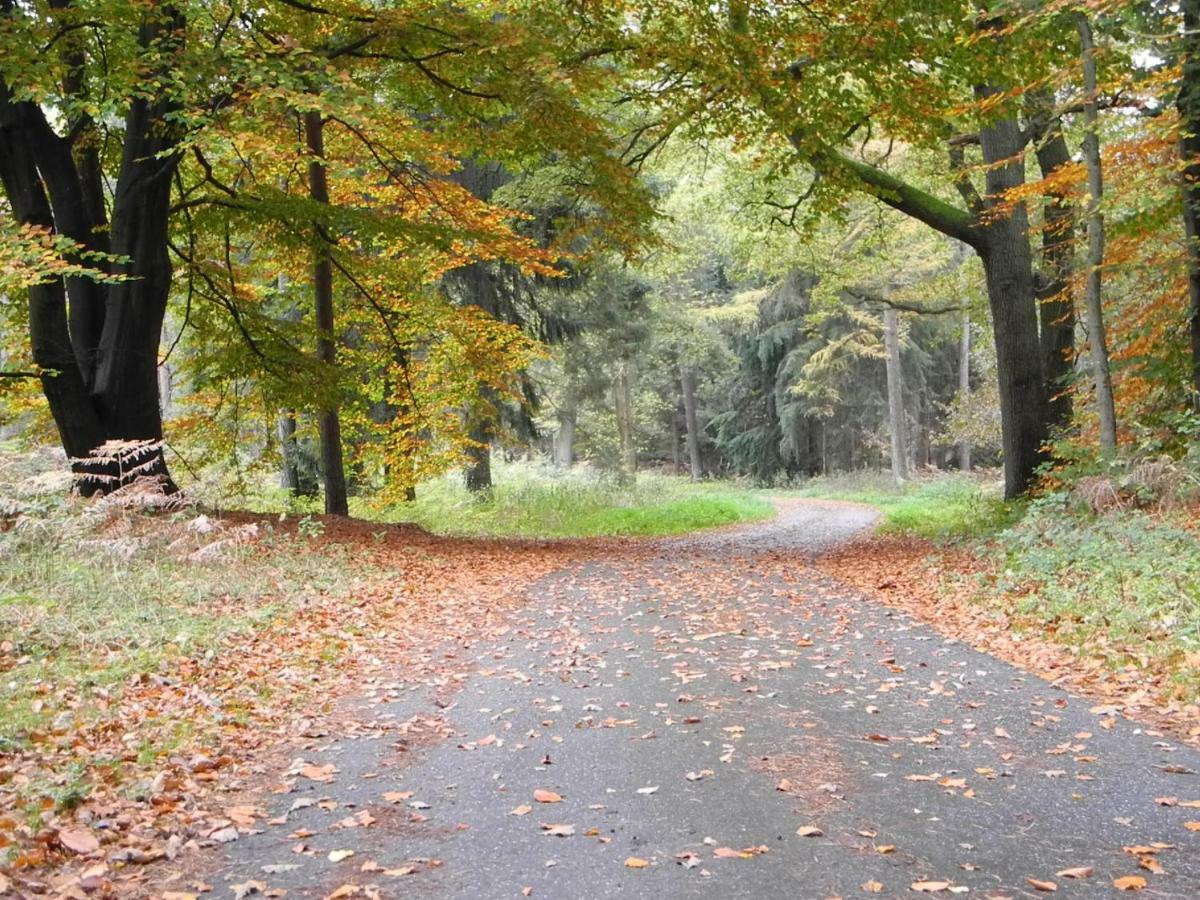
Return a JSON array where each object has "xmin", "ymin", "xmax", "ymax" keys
[
  {"xmin": 1027, "ymin": 878, "xmax": 1057, "ymax": 892},
  {"xmin": 533, "ymin": 789, "xmax": 562, "ymax": 804},
  {"xmin": 796, "ymin": 825, "xmax": 824, "ymax": 837},
  {"xmin": 1113, "ymin": 876, "xmax": 1147, "ymax": 891},
  {"xmin": 1184, "ymin": 821, "xmax": 1200, "ymax": 831},
  {"xmin": 625, "ymin": 857, "xmax": 649, "ymax": 868}
]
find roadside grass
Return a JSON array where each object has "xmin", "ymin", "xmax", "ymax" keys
[
  {"xmin": 986, "ymin": 500, "xmax": 1200, "ymax": 698},
  {"xmin": 362, "ymin": 461, "xmax": 776, "ymax": 539},
  {"xmin": 795, "ymin": 470, "xmax": 1021, "ymax": 540},
  {"xmin": 802, "ymin": 466, "xmax": 1200, "ymax": 703}
]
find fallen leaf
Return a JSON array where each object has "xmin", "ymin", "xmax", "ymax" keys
[
  {"xmin": 795, "ymin": 825, "xmax": 824, "ymax": 837},
  {"xmin": 862, "ymin": 882, "xmax": 884, "ymax": 894},
  {"xmin": 625, "ymin": 857, "xmax": 650, "ymax": 868},
  {"xmin": 911, "ymin": 882, "xmax": 951, "ymax": 893},
  {"xmin": 1027, "ymin": 878, "xmax": 1057, "ymax": 892},
  {"xmin": 533, "ymin": 789, "xmax": 562, "ymax": 804},
  {"xmin": 510, "ymin": 804, "xmax": 533, "ymax": 816},
  {"xmin": 1113, "ymin": 876, "xmax": 1147, "ymax": 891},
  {"xmin": 541, "ymin": 823, "xmax": 575, "ymax": 837},
  {"xmin": 58, "ymin": 828, "xmax": 100, "ymax": 855},
  {"xmin": 1055, "ymin": 867, "xmax": 1093, "ymax": 879},
  {"xmin": 328, "ymin": 849, "xmax": 356, "ymax": 862}
]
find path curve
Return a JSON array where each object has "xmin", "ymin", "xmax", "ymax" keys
[{"xmin": 196, "ymin": 501, "xmax": 1200, "ymax": 899}]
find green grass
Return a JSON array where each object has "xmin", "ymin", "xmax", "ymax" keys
[
  {"xmin": 796, "ymin": 471, "xmax": 1022, "ymax": 540},
  {"xmin": 360, "ymin": 462, "xmax": 775, "ymax": 538},
  {"xmin": 986, "ymin": 501, "xmax": 1200, "ymax": 695}
]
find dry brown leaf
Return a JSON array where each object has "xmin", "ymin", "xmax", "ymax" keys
[
  {"xmin": 796, "ymin": 825, "xmax": 824, "ymax": 837},
  {"xmin": 533, "ymin": 789, "xmax": 562, "ymax": 803},
  {"xmin": 911, "ymin": 882, "xmax": 951, "ymax": 893},
  {"xmin": 624, "ymin": 857, "xmax": 649, "ymax": 868},
  {"xmin": 1113, "ymin": 875, "xmax": 1147, "ymax": 891},
  {"xmin": 1055, "ymin": 867, "xmax": 1094, "ymax": 879},
  {"xmin": 59, "ymin": 828, "xmax": 100, "ymax": 855},
  {"xmin": 1027, "ymin": 878, "xmax": 1057, "ymax": 892}
]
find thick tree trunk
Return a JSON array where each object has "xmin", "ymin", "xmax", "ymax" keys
[
  {"xmin": 1077, "ymin": 14, "xmax": 1118, "ymax": 453},
  {"xmin": 679, "ymin": 364, "xmax": 703, "ymax": 481},
  {"xmin": 977, "ymin": 109, "xmax": 1050, "ymax": 498},
  {"xmin": 1027, "ymin": 95, "xmax": 1078, "ymax": 431},
  {"xmin": 0, "ymin": 5, "xmax": 181, "ymax": 493},
  {"xmin": 278, "ymin": 410, "xmax": 301, "ymax": 493},
  {"xmin": 304, "ymin": 109, "xmax": 349, "ymax": 515},
  {"xmin": 883, "ymin": 307, "xmax": 908, "ymax": 483},
  {"xmin": 1182, "ymin": 0, "xmax": 1200, "ymax": 400},
  {"xmin": 958, "ymin": 306, "xmax": 972, "ymax": 472}
]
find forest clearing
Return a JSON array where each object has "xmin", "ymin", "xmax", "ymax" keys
[{"xmin": 5, "ymin": 0, "xmax": 1200, "ymax": 897}]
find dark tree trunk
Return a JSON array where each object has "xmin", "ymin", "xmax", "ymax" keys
[
  {"xmin": 1027, "ymin": 96, "xmax": 1078, "ymax": 431},
  {"xmin": 0, "ymin": 4, "xmax": 182, "ymax": 493},
  {"xmin": 304, "ymin": 109, "xmax": 349, "ymax": 516},
  {"xmin": 464, "ymin": 414, "xmax": 493, "ymax": 493},
  {"xmin": 1180, "ymin": 0, "xmax": 1200, "ymax": 399},
  {"xmin": 679, "ymin": 364, "xmax": 703, "ymax": 481}
]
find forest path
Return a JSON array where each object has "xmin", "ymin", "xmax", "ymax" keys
[{"xmin": 196, "ymin": 502, "xmax": 1200, "ymax": 899}]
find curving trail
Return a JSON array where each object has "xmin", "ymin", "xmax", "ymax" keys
[{"xmin": 196, "ymin": 502, "xmax": 1200, "ymax": 899}]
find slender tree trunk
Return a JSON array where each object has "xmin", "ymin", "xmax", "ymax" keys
[
  {"xmin": 1077, "ymin": 14, "xmax": 1118, "ymax": 453},
  {"xmin": 278, "ymin": 410, "xmax": 301, "ymax": 493},
  {"xmin": 615, "ymin": 363, "xmax": 636, "ymax": 475},
  {"xmin": 1181, "ymin": 0, "xmax": 1200, "ymax": 400},
  {"xmin": 958, "ymin": 306, "xmax": 972, "ymax": 472},
  {"xmin": 883, "ymin": 307, "xmax": 908, "ymax": 483},
  {"xmin": 304, "ymin": 109, "xmax": 349, "ymax": 516},
  {"xmin": 680, "ymin": 364, "xmax": 703, "ymax": 481},
  {"xmin": 554, "ymin": 404, "xmax": 576, "ymax": 469}
]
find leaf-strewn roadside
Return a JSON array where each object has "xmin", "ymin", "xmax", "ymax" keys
[{"xmin": 816, "ymin": 493, "xmax": 1200, "ymax": 747}]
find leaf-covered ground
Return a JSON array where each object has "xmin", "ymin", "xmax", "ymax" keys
[{"xmin": 6, "ymin": 501, "xmax": 1200, "ymax": 898}]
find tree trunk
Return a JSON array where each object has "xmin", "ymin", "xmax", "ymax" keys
[
  {"xmin": 958, "ymin": 306, "xmax": 972, "ymax": 472},
  {"xmin": 977, "ymin": 108, "xmax": 1050, "ymax": 498},
  {"xmin": 615, "ymin": 363, "xmax": 636, "ymax": 475},
  {"xmin": 680, "ymin": 364, "xmax": 703, "ymax": 481},
  {"xmin": 464, "ymin": 414, "xmax": 493, "ymax": 493},
  {"xmin": 1077, "ymin": 13, "xmax": 1118, "ymax": 453},
  {"xmin": 0, "ymin": 5, "xmax": 182, "ymax": 493},
  {"xmin": 554, "ymin": 402, "xmax": 576, "ymax": 469},
  {"xmin": 883, "ymin": 306, "xmax": 908, "ymax": 483},
  {"xmin": 1027, "ymin": 94, "xmax": 1078, "ymax": 431},
  {"xmin": 1181, "ymin": 0, "xmax": 1200, "ymax": 400},
  {"xmin": 304, "ymin": 109, "xmax": 349, "ymax": 516}
]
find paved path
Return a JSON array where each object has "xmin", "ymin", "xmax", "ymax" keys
[{"xmin": 202, "ymin": 502, "xmax": 1200, "ymax": 899}]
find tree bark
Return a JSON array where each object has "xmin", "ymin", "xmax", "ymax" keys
[
  {"xmin": 1077, "ymin": 13, "xmax": 1118, "ymax": 453},
  {"xmin": 1026, "ymin": 93, "xmax": 1077, "ymax": 431},
  {"xmin": 958, "ymin": 306, "xmax": 972, "ymax": 472},
  {"xmin": 1181, "ymin": 0, "xmax": 1200, "ymax": 400},
  {"xmin": 0, "ymin": 4, "xmax": 181, "ymax": 493},
  {"xmin": 615, "ymin": 363, "xmax": 636, "ymax": 476},
  {"xmin": 976, "ymin": 105, "xmax": 1050, "ymax": 498},
  {"xmin": 883, "ymin": 307, "xmax": 908, "ymax": 483},
  {"xmin": 304, "ymin": 109, "xmax": 349, "ymax": 515},
  {"xmin": 554, "ymin": 401, "xmax": 576, "ymax": 469},
  {"xmin": 680, "ymin": 364, "xmax": 703, "ymax": 481}
]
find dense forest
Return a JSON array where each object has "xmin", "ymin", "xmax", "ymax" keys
[{"xmin": 2, "ymin": 0, "xmax": 1199, "ymax": 506}]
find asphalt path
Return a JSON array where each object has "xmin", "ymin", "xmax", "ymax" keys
[{"xmin": 199, "ymin": 501, "xmax": 1200, "ymax": 899}]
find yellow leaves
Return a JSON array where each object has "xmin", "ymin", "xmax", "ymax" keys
[{"xmin": 624, "ymin": 857, "xmax": 649, "ymax": 868}]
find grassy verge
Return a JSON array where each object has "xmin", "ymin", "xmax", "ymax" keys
[
  {"xmin": 361, "ymin": 462, "xmax": 775, "ymax": 539},
  {"xmin": 804, "ymin": 467, "xmax": 1200, "ymax": 705},
  {"xmin": 796, "ymin": 471, "xmax": 1021, "ymax": 540}
]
